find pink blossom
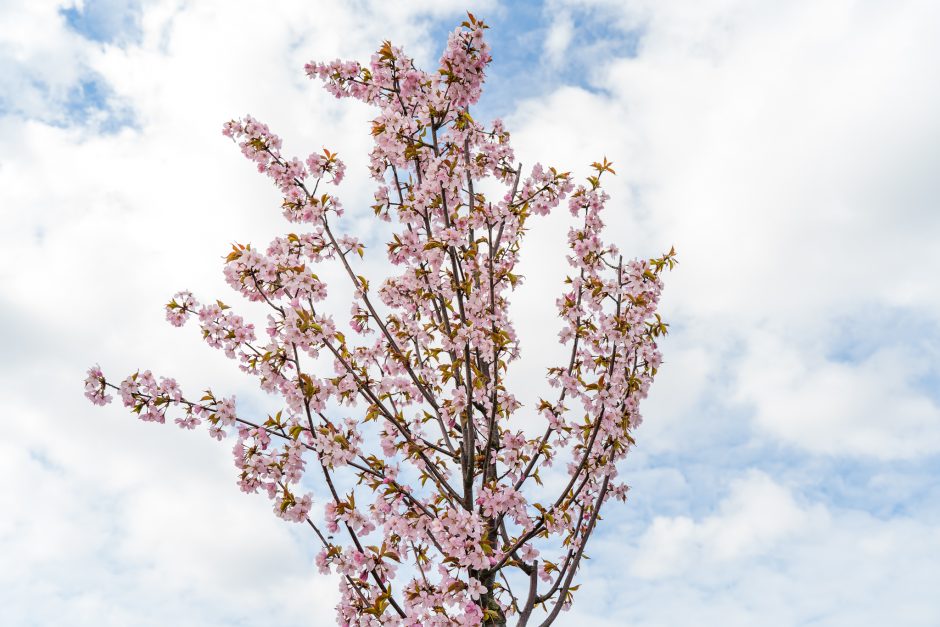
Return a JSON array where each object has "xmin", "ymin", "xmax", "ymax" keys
[{"xmin": 83, "ymin": 365, "xmax": 112, "ymax": 405}]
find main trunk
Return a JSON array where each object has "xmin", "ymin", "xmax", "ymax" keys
[{"xmin": 482, "ymin": 592, "xmax": 507, "ymax": 626}]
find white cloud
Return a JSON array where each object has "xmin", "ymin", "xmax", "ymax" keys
[
  {"xmin": 0, "ymin": 1, "xmax": 92, "ymax": 122},
  {"xmin": 543, "ymin": 11, "xmax": 574, "ymax": 65},
  {"xmin": 563, "ymin": 471, "xmax": 940, "ymax": 626},
  {"xmin": 735, "ymin": 332, "xmax": 940, "ymax": 458},
  {"xmin": 630, "ymin": 470, "xmax": 824, "ymax": 578},
  {"xmin": 0, "ymin": 400, "xmax": 336, "ymax": 626}
]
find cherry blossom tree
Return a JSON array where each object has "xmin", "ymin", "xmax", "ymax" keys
[{"xmin": 85, "ymin": 13, "xmax": 675, "ymax": 626}]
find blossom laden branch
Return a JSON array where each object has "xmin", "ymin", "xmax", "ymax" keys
[{"xmin": 85, "ymin": 13, "xmax": 674, "ymax": 626}]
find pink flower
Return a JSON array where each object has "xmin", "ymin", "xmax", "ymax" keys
[{"xmin": 83, "ymin": 365, "xmax": 112, "ymax": 405}]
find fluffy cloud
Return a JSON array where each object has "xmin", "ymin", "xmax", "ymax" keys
[
  {"xmin": 565, "ymin": 471, "xmax": 940, "ymax": 626},
  {"xmin": 736, "ymin": 331, "xmax": 940, "ymax": 458},
  {"xmin": 630, "ymin": 471, "xmax": 824, "ymax": 578}
]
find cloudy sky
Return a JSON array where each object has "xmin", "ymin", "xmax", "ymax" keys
[{"xmin": 2, "ymin": 0, "xmax": 939, "ymax": 625}]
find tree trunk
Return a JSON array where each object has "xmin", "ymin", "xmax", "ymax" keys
[{"xmin": 482, "ymin": 593, "xmax": 507, "ymax": 626}]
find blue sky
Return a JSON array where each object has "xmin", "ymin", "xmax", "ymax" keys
[{"xmin": 1, "ymin": 1, "xmax": 939, "ymax": 625}]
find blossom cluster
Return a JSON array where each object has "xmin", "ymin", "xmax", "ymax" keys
[{"xmin": 85, "ymin": 13, "xmax": 672, "ymax": 627}]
